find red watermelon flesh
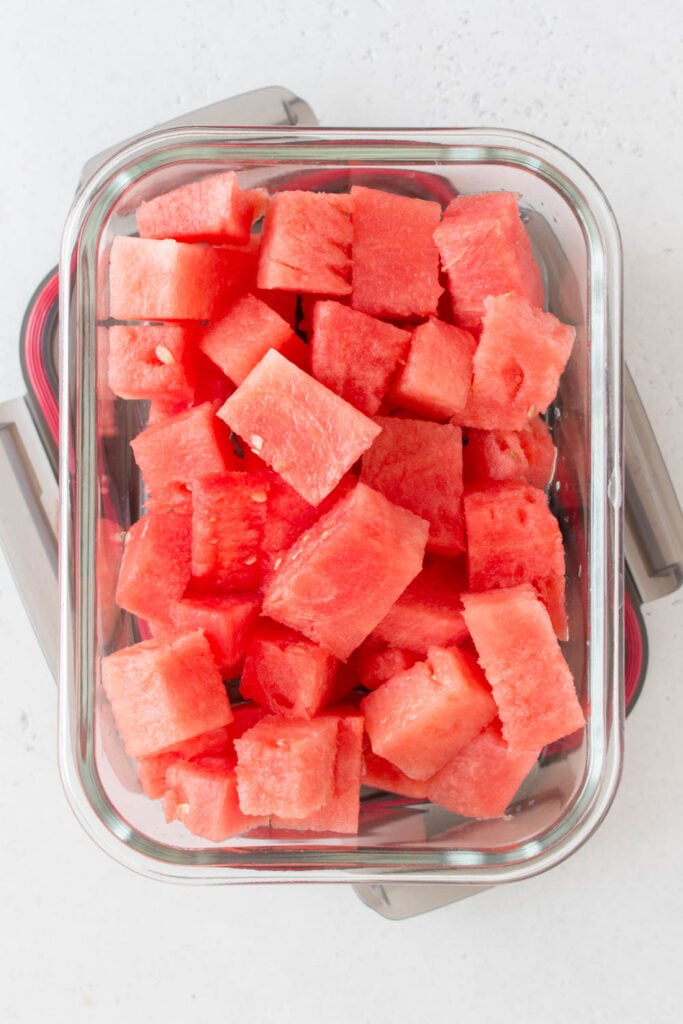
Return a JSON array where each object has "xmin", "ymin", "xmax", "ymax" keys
[
  {"xmin": 243, "ymin": 186, "xmax": 270, "ymax": 220},
  {"xmin": 239, "ymin": 618, "xmax": 344, "ymax": 719},
  {"xmin": 190, "ymin": 348, "xmax": 237, "ymax": 410},
  {"xmin": 464, "ymin": 481, "xmax": 567, "ymax": 639},
  {"xmin": 199, "ymin": 293, "xmax": 307, "ymax": 386},
  {"xmin": 310, "ymin": 299, "xmax": 411, "ymax": 415},
  {"xmin": 237, "ymin": 233, "xmax": 301, "ymax": 326},
  {"xmin": 271, "ymin": 710, "xmax": 364, "ymax": 833},
  {"xmin": 361, "ymin": 736, "xmax": 430, "ymax": 800},
  {"xmin": 349, "ymin": 638, "xmax": 420, "ymax": 690},
  {"xmin": 145, "ymin": 345, "xmax": 236, "ymax": 428},
  {"xmin": 190, "ymin": 471, "xmax": 268, "ymax": 591},
  {"xmin": 107, "ymin": 324, "xmax": 195, "ymax": 403},
  {"xmin": 461, "ymin": 585, "xmax": 585, "ymax": 752},
  {"xmin": 350, "ymin": 185, "xmax": 443, "ymax": 320},
  {"xmin": 262, "ymin": 481, "xmax": 429, "ymax": 661},
  {"xmin": 103, "ymin": 181, "xmax": 584, "ymax": 835},
  {"xmin": 433, "ymin": 192, "xmax": 544, "ymax": 329},
  {"xmin": 406, "ymin": 554, "xmax": 469, "ymax": 598},
  {"xmin": 361, "ymin": 646, "xmax": 497, "ymax": 780},
  {"xmin": 463, "ymin": 415, "xmax": 556, "ymax": 490},
  {"xmin": 370, "ymin": 600, "xmax": 468, "ymax": 655},
  {"xmin": 257, "ymin": 190, "xmax": 352, "ymax": 295},
  {"xmin": 360, "ymin": 416, "xmax": 465, "ymax": 556},
  {"xmin": 455, "ymin": 293, "xmax": 575, "ymax": 431},
  {"xmin": 168, "ymin": 593, "xmax": 261, "ymax": 677},
  {"xmin": 136, "ymin": 171, "xmax": 256, "ymax": 246},
  {"xmin": 426, "ymin": 721, "xmax": 541, "ymax": 819},
  {"xmin": 517, "ymin": 416, "xmax": 557, "ymax": 488},
  {"xmin": 136, "ymin": 723, "xmax": 234, "ymax": 799},
  {"xmin": 389, "ymin": 318, "xmax": 476, "ymax": 420},
  {"xmin": 114, "ymin": 509, "xmax": 191, "ymax": 626},
  {"xmin": 137, "ymin": 703, "xmax": 268, "ymax": 800},
  {"xmin": 131, "ymin": 402, "xmax": 240, "ymax": 511},
  {"xmin": 145, "ymin": 396, "xmax": 194, "ymax": 429},
  {"xmin": 235, "ymin": 452, "xmax": 357, "ymax": 572},
  {"xmin": 218, "ymin": 349, "xmax": 381, "ymax": 507},
  {"xmin": 255, "ymin": 287, "xmax": 299, "ymax": 329},
  {"xmin": 227, "ymin": 700, "xmax": 269, "ymax": 739},
  {"xmin": 100, "ymin": 630, "xmax": 233, "ymax": 758},
  {"xmin": 108, "ymin": 236, "xmax": 254, "ymax": 321},
  {"xmin": 234, "ymin": 715, "xmax": 339, "ymax": 818},
  {"xmin": 163, "ymin": 757, "xmax": 268, "ymax": 842},
  {"xmin": 260, "ymin": 471, "xmax": 357, "ymax": 574},
  {"xmin": 299, "ymin": 291, "xmax": 350, "ymax": 336},
  {"xmin": 369, "ymin": 558, "xmax": 469, "ymax": 654}
]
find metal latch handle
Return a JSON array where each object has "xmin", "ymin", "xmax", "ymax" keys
[
  {"xmin": 624, "ymin": 364, "xmax": 683, "ymax": 604},
  {"xmin": 77, "ymin": 85, "xmax": 317, "ymax": 192},
  {"xmin": 0, "ymin": 396, "xmax": 59, "ymax": 677}
]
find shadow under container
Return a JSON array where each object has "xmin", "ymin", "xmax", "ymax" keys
[{"xmin": 59, "ymin": 127, "xmax": 623, "ymax": 902}]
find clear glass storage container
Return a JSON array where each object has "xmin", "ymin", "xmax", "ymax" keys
[{"xmin": 59, "ymin": 126, "xmax": 623, "ymax": 890}]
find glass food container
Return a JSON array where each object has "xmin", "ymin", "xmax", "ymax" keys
[{"xmin": 58, "ymin": 112, "xmax": 624, "ymax": 910}]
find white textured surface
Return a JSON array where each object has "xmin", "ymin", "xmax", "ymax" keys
[{"xmin": 1, "ymin": 1, "xmax": 682, "ymax": 1021}]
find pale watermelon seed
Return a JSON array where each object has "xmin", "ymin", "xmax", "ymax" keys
[{"xmin": 155, "ymin": 345, "xmax": 175, "ymax": 364}]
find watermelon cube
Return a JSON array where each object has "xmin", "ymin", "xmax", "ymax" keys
[
  {"xmin": 456, "ymin": 293, "xmax": 575, "ymax": 431},
  {"xmin": 257, "ymin": 191, "xmax": 352, "ymax": 295},
  {"xmin": 370, "ymin": 599, "xmax": 468, "ymax": 654},
  {"xmin": 240, "ymin": 233, "xmax": 301, "ymax": 326},
  {"xmin": 131, "ymin": 402, "xmax": 239, "ymax": 510},
  {"xmin": 272, "ymin": 711, "xmax": 364, "ymax": 833},
  {"xmin": 144, "ymin": 342, "xmax": 236, "ymax": 428},
  {"xmin": 461, "ymin": 585, "xmax": 585, "ymax": 752},
  {"xmin": 145, "ymin": 397, "xmax": 194, "ymax": 429},
  {"xmin": 100, "ymin": 631, "xmax": 234, "ymax": 758},
  {"xmin": 115, "ymin": 509, "xmax": 191, "ymax": 626},
  {"xmin": 190, "ymin": 349, "xmax": 237, "ymax": 411},
  {"xmin": 464, "ymin": 481, "xmax": 567, "ymax": 638},
  {"xmin": 369, "ymin": 558, "xmax": 469, "ymax": 654},
  {"xmin": 136, "ymin": 171, "xmax": 256, "ymax": 246},
  {"xmin": 350, "ymin": 185, "xmax": 443, "ymax": 319},
  {"xmin": 349, "ymin": 638, "xmax": 420, "ymax": 690},
  {"xmin": 310, "ymin": 300, "xmax": 411, "ymax": 415},
  {"xmin": 361, "ymin": 646, "xmax": 498, "ymax": 780},
  {"xmin": 239, "ymin": 618, "xmax": 345, "ymax": 719},
  {"xmin": 191, "ymin": 471, "xmax": 269, "ymax": 591},
  {"xmin": 168, "ymin": 593, "xmax": 261, "ymax": 677},
  {"xmin": 108, "ymin": 236, "xmax": 253, "ymax": 321},
  {"xmin": 107, "ymin": 324, "xmax": 195, "ymax": 403},
  {"xmin": 257, "ymin": 468, "xmax": 357, "ymax": 574},
  {"xmin": 426, "ymin": 721, "xmax": 541, "ymax": 819},
  {"xmin": 137, "ymin": 701, "xmax": 265, "ymax": 800},
  {"xmin": 234, "ymin": 715, "xmax": 339, "ymax": 818},
  {"xmin": 389, "ymin": 318, "xmax": 475, "ymax": 420},
  {"xmin": 244, "ymin": 186, "xmax": 270, "ymax": 222},
  {"xmin": 198, "ymin": 293, "xmax": 307, "ymax": 386},
  {"xmin": 360, "ymin": 416, "xmax": 465, "ymax": 556},
  {"xmin": 463, "ymin": 416, "xmax": 557, "ymax": 490},
  {"xmin": 136, "ymin": 722, "xmax": 235, "ymax": 799},
  {"xmin": 517, "ymin": 416, "xmax": 557, "ymax": 489},
  {"xmin": 262, "ymin": 481, "xmax": 429, "ymax": 661},
  {"xmin": 361, "ymin": 735, "xmax": 430, "ymax": 800},
  {"xmin": 298, "ymin": 291, "xmax": 349, "ymax": 336},
  {"xmin": 218, "ymin": 350, "xmax": 381, "ymax": 507},
  {"xmin": 163, "ymin": 757, "xmax": 268, "ymax": 842},
  {"xmin": 433, "ymin": 192, "xmax": 544, "ymax": 329}
]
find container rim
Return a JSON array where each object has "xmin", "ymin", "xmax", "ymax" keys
[{"xmin": 59, "ymin": 124, "xmax": 624, "ymax": 886}]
